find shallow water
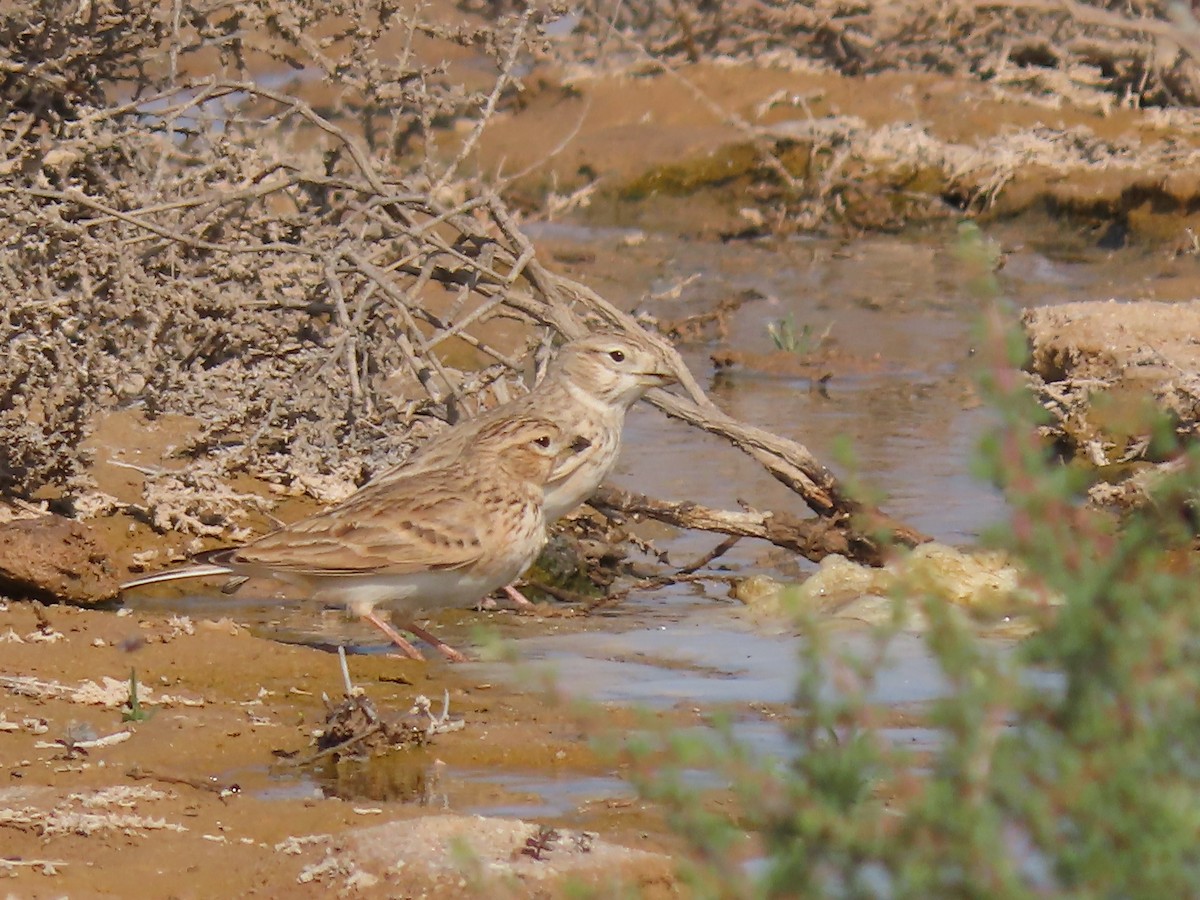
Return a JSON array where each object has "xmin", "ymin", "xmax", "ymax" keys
[{"xmin": 125, "ymin": 223, "xmax": 1163, "ymax": 818}]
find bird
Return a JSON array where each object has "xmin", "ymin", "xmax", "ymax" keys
[
  {"xmin": 373, "ymin": 329, "xmax": 679, "ymax": 606},
  {"xmin": 382, "ymin": 330, "xmax": 677, "ymax": 523},
  {"xmin": 121, "ymin": 415, "xmax": 582, "ymax": 662}
]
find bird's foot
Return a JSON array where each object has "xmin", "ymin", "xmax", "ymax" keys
[{"xmin": 405, "ymin": 621, "xmax": 469, "ymax": 663}]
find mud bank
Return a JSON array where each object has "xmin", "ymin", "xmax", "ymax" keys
[
  {"xmin": 480, "ymin": 63, "xmax": 1200, "ymax": 244},
  {"xmin": 0, "ymin": 601, "xmax": 683, "ymax": 897},
  {"xmin": 1023, "ymin": 298, "xmax": 1200, "ymax": 507}
]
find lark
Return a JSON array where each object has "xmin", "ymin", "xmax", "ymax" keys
[
  {"xmin": 121, "ymin": 416, "xmax": 581, "ymax": 662},
  {"xmin": 383, "ymin": 330, "xmax": 677, "ymax": 522},
  {"xmin": 374, "ymin": 330, "xmax": 678, "ymax": 605}
]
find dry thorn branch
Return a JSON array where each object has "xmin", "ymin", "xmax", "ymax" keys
[{"xmin": 434, "ymin": 6, "xmax": 537, "ymax": 192}]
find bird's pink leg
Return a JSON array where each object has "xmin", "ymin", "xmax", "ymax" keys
[
  {"xmin": 361, "ymin": 608, "xmax": 468, "ymax": 662},
  {"xmin": 359, "ymin": 610, "xmax": 426, "ymax": 661},
  {"xmin": 503, "ymin": 584, "xmax": 537, "ymax": 611},
  {"xmin": 404, "ymin": 622, "xmax": 468, "ymax": 663}
]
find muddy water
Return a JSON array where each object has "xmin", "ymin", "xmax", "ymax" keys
[
  {"xmin": 452, "ymin": 223, "xmax": 1179, "ymax": 810},
  {"xmin": 124, "ymin": 223, "xmax": 1176, "ymax": 821}
]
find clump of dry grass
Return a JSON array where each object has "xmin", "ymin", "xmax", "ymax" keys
[{"xmin": 560, "ymin": 0, "xmax": 1200, "ymax": 111}]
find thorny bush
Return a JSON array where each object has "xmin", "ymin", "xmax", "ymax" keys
[
  {"xmin": 0, "ymin": 1, "xmax": 911, "ymax": 568},
  {"xmin": 0, "ymin": 0, "xmax": 563, "ymax": 524}
]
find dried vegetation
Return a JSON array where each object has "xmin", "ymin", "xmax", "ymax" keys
[
  {"xmin": 0, "ymin": 0, "xmax": 923, "ymax": 576},
  {"xmin": 551, "ymin": 1, "xmax": 1200, "ymax": 235},
  {"xmin": 1, "ymin": 0, "xmax": 553, "ymax": 509}
]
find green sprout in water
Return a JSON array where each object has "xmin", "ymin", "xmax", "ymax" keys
[
  {"xmin": 122, "ymin": 668, "xmax": 155, "ymax": 722},
  {"xmin": 954, "ymin": 220, "xmax": 1004, "ymax": 298},
  {"xmin": 767, "ymin": 314, "xmax": 815, "ymax": 354}
]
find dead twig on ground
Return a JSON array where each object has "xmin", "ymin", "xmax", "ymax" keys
[{"xmin": 591, "ymin": 486, "xmax": 908, "ymax": 566}]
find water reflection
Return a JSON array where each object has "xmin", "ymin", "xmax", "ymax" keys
[{"xmin": 311, "ymin": 751, "xmax": 447, "ymax": 806}]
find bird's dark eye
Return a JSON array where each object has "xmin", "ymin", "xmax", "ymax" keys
[
  {"xmin": 534, "ymin": 436, "xmax": 551, "ymax": 448},
  {"xmin": 609, "ymin": 350, "xmax": 625, "ymax": 362}
]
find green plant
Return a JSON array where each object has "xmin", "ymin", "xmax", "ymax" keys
[
  {"xmin": 766, "ymin": 315, "xmax": 833, "ymax": 356},
  {"xmin": 766, "ymin": 315, "xmax": 809, "ymax": 354},
  {"xmin": 954, "ymin": 221, "xmax": 1004, "ymax": 298},
  {"xmin": 122, "ymin": 668, "xmax": 155, "ymax": 723},
  {"xmin": 613, "ymin": 308, "xmax": 1200, "ymax": 897}
]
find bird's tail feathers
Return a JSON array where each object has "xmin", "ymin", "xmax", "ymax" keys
[{"xmin": 120, "ymin": 563, "xmax": 234, "ymax": 591}]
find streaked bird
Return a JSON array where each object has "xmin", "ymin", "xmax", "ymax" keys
[
  {"xmin": 391, "ymin": 330, "xmax": 678, "ymax": 523},
  {"xmin": 371, "ymin": 330, "xmax": 678, "ymax": 609},
  {"xmin": 122, "ymin": 416, "xmax": 582, "ymax": 661}
]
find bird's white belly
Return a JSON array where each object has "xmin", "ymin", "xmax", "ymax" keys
[{"xmin": 303, "ymin": 570, "xmax": 498, "ymax": 618}]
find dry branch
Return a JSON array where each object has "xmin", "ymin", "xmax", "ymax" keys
[{"xmin": 590, "ymin": 486, "xmax": 903, "ymax": 566}]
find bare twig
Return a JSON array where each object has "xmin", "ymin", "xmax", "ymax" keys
[
  {"xmin": 434, "ymin": 7, "xmax": 535, "ymax": 192},
  {"xmin": 0, "ymin": 186, "xmax": 323, "ymax": 257},
  {"xmin": 591, "ymin": 486, "xmax": 913, "ymax": 566},
  {"xmin": 0, "ymin": 0, "xmax": 931, "ymax": 568},
  {"xmin": 325, "ymin": 255, "xmax": 363, "ymax": 406},
  {"xmin": 677, "ymin": 534, "xmax": 743, "ymax": 575}
]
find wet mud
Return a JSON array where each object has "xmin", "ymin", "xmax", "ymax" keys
[{"xmin": 0, "ymin": 600, "xmax": 685, "ymax": 896}]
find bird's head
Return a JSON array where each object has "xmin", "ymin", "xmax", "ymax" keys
[{"xmin": 549, "ymin": 330, "xmax": 678, "ymax": 409}]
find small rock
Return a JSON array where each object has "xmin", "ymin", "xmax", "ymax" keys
[
  {"xmin": 0, "ymin": 515, "xmax": 120, "ymax": 606},
  {"xmin": 799, "ymin": 554, "xmax": 890, "ymax": 607},
  {"xmin": 732, "ymin": 573, "xmax": 785, "ymax": 609}
]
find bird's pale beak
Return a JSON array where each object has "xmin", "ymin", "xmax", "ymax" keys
[{"xmin": 638, "ymin": 369, "xmax": 678, "ymax": 386}]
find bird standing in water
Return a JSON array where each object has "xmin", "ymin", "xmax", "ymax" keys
[{"xmin": 122, "ymin": 415, "xmax": 581, "ymax": 661}]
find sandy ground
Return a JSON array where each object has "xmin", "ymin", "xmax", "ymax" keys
[
  {"xmin": 1024, "ymin": 299, "xmax": 1200, "ymax": 470},
  {"xmin": 0, "ymin": 600, "xmax": 683, "ymax": 897}
]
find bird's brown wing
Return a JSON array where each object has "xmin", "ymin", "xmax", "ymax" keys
[
  {"xmin": 376, "ymin": 391, "xmax": 544, "ymax": 479},
  {"xmin": 228, "ymin": 482, "xmax": 491, "ymax": 577}
]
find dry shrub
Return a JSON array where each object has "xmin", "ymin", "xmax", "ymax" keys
[
  {"xmin": 0, "ymin": 2, "xmax": 928, "ymax": 563},
  {"xmin": 0, "ymin": 0, "xmax": 560, "ymax": 517}
]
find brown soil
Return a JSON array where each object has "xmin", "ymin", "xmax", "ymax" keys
[
  {"xmin": 0, "ymin": 517, "xmax": 119, "ymax": 606},
  {"xmin": 1026, "ymin": 300, "xmax": 1200, "ymax": 388},
  {"xmin": 480, "ymin": 63, "xmax": 1200, "ymax": 241},
  {"xmin": 0, "ymin": 600, "xmax": 685, "ymax": 897},
  {"xmin": 1024, "ymin": 299, "xmax": 1200, "ymax": 455},
  {"xmin": 1022, "ymin": 299, "xmax": 1200, "ymax": 508}
]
